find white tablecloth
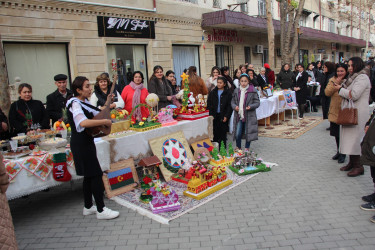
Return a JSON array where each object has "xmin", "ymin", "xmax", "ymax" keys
[
  {"xmin": 230, "ymin": 91, "xmax": 296, "ymax": 133},
  {"xmin": 6, "ymin": 117, "xmax": 213, "ymax": 199}
]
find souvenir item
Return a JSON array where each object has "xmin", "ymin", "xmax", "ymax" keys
[
  {"xmin": 52, "ymin": 153, "xmax": 71, "ymax": 182},
  {"xmin": 102, "ymin": 158, "xmax": 139, "ymax": 198},
  {"xmin": 149, "ymin": 131, "xmax": 194, "ymax": 182}
]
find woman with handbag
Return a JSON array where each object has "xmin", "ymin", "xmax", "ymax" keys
[
  {"xmin": 66, "ymin": 76, "xmax": 119, "ymax": 219},
  {"xmin": 334, "ymin": 57, "xmax": 371, "ymax": 177},
  {"xmin": 325, "ymin": 63, "xmax": 348, "ymax": 164}
]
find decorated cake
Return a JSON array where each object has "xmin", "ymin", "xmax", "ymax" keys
[
  {"xmin": 39, "ymin": 138, "xmax": 67, "ymax": 151},
  {"xmin": 157, "ymin": 107, "xmax": 178, "ymax": 127}
]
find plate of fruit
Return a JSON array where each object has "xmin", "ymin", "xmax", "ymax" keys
[{"xmin": 110, "ymin": 109, "xmax": 129, "ymax": 121}]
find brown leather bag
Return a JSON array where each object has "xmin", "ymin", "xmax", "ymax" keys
[{"xmin": 336, "ymin": 99, "xmax": 358, "ymax": 125}]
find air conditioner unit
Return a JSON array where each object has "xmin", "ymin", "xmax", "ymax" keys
[
  {"xmin": 276, "ymin": 48, "xmax": 282, "ymax": 57},
  {"xmin": 255, "ymin": 45, "xmax": 263, "ymax": 54}
]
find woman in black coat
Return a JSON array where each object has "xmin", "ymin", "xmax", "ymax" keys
[
  {"xmin": 276, "ymin": 63, "xmax": 294, "ymax": 89},
  {"xmin": 9, "ymin": 83, "xmax": 49, "ymax": 135},
  {"xmin": 319, "ymin": 61, "xmax": 336, "ymax": 120},
  {"xmin": 207, "ymin": 76, "xmax": 232, "ymax": 147},
  {"xmin": 293, "ymin": 63, "xmax": 309, "ymax": 119}
]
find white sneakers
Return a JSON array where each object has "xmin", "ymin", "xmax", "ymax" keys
[
  {"xmin": 96, "ymin": 207, "xmax": 120, "ymax": 220},
  {"xmin": 83, "ymin": 206, "xmax": 120, "ymax": 220},
  {"xmin": 83, "ymin": 205, "xmax": 97, "ymax": 216}
]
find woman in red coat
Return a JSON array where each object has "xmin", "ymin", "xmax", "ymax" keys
[
  {"xmin": 121, "ymin": 71, "xmax": 149, "ymax": 121},
  {"xmin": 264, "ymin": 63, "xmax": 275, "ymax": 87}
]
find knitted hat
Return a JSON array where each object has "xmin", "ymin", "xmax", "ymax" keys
[{"xmin": 264, "ymin": 63, "xmax": 270, "ymax": 69}]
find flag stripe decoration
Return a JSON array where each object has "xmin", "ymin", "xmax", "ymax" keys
[
  {"xmin": 162, "ymin": 138, "xmax": 187, "ymax": 169},
  {"xmin": 108, "ymin": 168, "xmax": 134, "ymax": 190}
]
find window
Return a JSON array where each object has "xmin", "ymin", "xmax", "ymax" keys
[
  {"xmin": 299, "ymin": 15, "xmax": 307, "ymax": 27},
  {"xmin": 215, "ymin": 45, "xmax": 234, "ymax": 70},
  {"xmin": 244, "ymin": 46, "xmax": 251, "ymax": 64},
  {"xmin": 238, "ymin": 0, "xmax": 248, "ymax": 13},
  {"xmin": 172, "ymin": 45, "xmax": 200, "ymax": 86},
  {"xmin": 107, "ymin": 44, "xmax": 148, "ymax": 88},
  {"xmin": 4, "ymin": 43, "xmax": 70, "ymax": 102},
  {"xmin": 213, "ymin": 0, "xmax": 221, "ymax": 8},
  {"xmin": 258, "ymin": 0, "xmax": 266, "ymax": 16},
  {"xmin": 328, "ymin": 18, "xmax": 335, "ymax": 33},
  {"xmin": 262, "ymin": 48, "xmax": 269, "ymax": 65},
  {"xmin": 313, "ymin": 15, "xmax": 319, "ymax": 29}
]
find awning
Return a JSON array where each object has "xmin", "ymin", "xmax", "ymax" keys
[{"xmin": 202, "ymin": 9, "xmax": 367, "ymax": 47}]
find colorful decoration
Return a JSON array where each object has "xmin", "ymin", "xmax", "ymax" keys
[
  {"xmin": 162, "ymin": 138, "xmax": 188, "ymax": 174},
  {"xmin": 229, "ymin": 151, "xmax": 271, "ymax": 175},
  {"xmin": 149, "ymin": 131, "xmax": 194, "ymax": 182},
  {"xmin": 5, "ymin": 161, "xmax": 22, "ymax": 181},
  {"xmin": 138, "ymin": 156, "xmax": 161, "ymax": 179},
  {"xmin": 102, "ymin": 158, "xmax": 139, "ymax": 198},
  {"xmin": 209, "ymin": 143, "xmax": 234, "ymax": 167},
  {"xmin": 183, "ymin": 165, "xmax": 233, "ymax": 200},
  {"xmin": 52, "ymin": 153, "xmax": 71, "ymax": 182},
  {"xmin": 191, "ymin": 138, "xmax": 214, "ymax": 152},
  {"xmin": 34, "ymin": 164, "xmax": 52, "ymax": 181},
  {"xmin": 129, "ymin": 103, "xmax": 161, "ymax": 132},
  {"xmin": 149, "ymin": 181, "xmax": 180, "ymax": 214},
  {"xmin": 158, "ymin": 107, "xmax": 178, "ymax": 127}
]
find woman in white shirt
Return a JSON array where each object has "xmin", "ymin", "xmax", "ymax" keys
[
  {"xmin": 66, "ymin": 76, "xmax": 119, "ymax": 220},
  {"xmin": 90, "ymin": 73, "xmax": 124, "ymax": 110}
]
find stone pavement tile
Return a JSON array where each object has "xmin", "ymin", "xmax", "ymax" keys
[
  {"xmin": 234, "ymin": 243, "xmax": 258, "ymax": 249},
  {"xmin": 135, "ymin": 245, "xmax": 157, "ymax": 250},
  {"xmin": 314, "ymin": 241, "xmax": 339, "ymax": 248},
  {"xmin": 115, "ymin": 246, "xmax": 135, "ymax": 250},
  {"xmin": 156, "ymin": 243, "xmax": 179, "ymax": 249},
  {"xmin": 292, "ymin": 244, "xmax": 316, "ymax": 250}
]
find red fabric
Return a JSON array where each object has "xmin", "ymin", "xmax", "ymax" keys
[
  {"xmin": 264, "ymin": 63, "xmax": 270, "ymax": 69},
  {"xmin": 53, "ymin": 162, "xmax": 71, "ymax": 182},
  {"xmin": 267, "ymin": 70, "xmax": 275, "ymax": 86},
  {"xmin": 121, "ymin": 85, "xmax": 150, "ymax": 119}
]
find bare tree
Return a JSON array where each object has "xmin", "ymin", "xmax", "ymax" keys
[
  {"xmin": 266, "ymin": 0, "xmax": 275, "ymax": 68},
  {"xmin": 279, "ymin": 0, "xmax": 306, "ymax": 65},
  {"xmin": 0, "ymin": 35, "xmax": 11, "ymax": 114}
]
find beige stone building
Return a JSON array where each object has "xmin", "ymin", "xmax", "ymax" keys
[{"xmin": 0, "ymin": 0, "xmax": 370, "ymax": 102}]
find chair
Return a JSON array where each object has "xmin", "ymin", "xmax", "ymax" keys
[
  {"xmin": 277, "ymin": 91, "xmax": 299, "ymax": 124},
  {"xmin": 306, "ymin": 100, "xmax": 312, "ymax": 113}
]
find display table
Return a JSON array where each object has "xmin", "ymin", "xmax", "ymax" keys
[
  {"xmin": 5, "ymin": 117, "xmax": 213, "ymax": 199},
  {"xmin": 256, "ymin": 91, "xmax": 296, "ymax": 120}
]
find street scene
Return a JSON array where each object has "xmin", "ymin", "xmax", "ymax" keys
[{"xmin": 1, "ymin": 0, "xmax": 375, "ymax": 249}]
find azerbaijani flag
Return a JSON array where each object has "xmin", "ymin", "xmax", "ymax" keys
[{"xmin": 108, "ymin": 168, "xmax": 134, "ymax": 190}]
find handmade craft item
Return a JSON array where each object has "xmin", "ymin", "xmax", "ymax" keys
[
  {"xmin": 52, "ymin": 153, "xmax": 71, "ymax": 182},
  {"xmin": 157, "ymin": 107, "xmax": 178, "ymax": 127},
  {"xmin": 190, "ymin": 138, "xmax": 214, "ymax": 152},
  {"xmin": 183, "ymin": 164, "xmax": 232, "ymax": 200},
  {"xmin": 176, "ymin": 72, "xmax": 209, "ymax": 120},
  {"xmin": 102, "ymin": 158, "xmax": 139, "ymax": 198},
  {"xmin": 149, "ymin": 131, "xmax": 194, "ymax": 182},
  {"xmin": 209, "ymin": 142, "xmax": 234, "ymax": 167},
  {"xmin": 129, "ymin": 103, "xmax": 161, "ymax": 132},
  {"xmin": 138, "ymin": 156, "xmax": 161, "ymax": 178},
  {"xmin": 229, "ymin": 151, "xmax": 271, "ymax": 175},
  {"xmin": 5, "ymin": 161, "xmax": 22, "ymax": 181},
  {"xmin": 149, "ymin": 181, "xmax": 180, "ymax": 214}
]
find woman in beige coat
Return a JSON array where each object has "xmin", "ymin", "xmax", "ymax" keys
[
  {"xmin": 334, "ymin": 57, "xmax": 371, "ymax": 177},
  {"xmin": 325, "ymin": 63, "xmax": 348, "ymax": 164},
  {"xmin": 0, "ymin": 154, "xmax": 18, "ymax": 249}
]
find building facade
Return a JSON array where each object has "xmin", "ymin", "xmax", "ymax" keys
[{"xmin": 0, "ymin": 0, "xmax": 370, "ymax": 101}]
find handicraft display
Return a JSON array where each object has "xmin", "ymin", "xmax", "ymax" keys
[
  {"xmin": 229, "ymin": 150, "xmax": 271, "ymax": 175},
  {"xmin": 129, "ymin": 103, "xmax": 161, "ymax": 132},
  {"xmin": 149, "ymin": 131, "xmax": 194, "ymax": 182},
  {"xmin": 102, "ymin": 158, "xmax": 139, "ymax": 198}
]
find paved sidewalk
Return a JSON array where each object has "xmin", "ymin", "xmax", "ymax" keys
[{"xmin": 9, "ymin": 112, "xmax": 375, "ymax": 250}]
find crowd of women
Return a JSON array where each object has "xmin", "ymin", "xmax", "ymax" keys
[{"xmin": 2, "ymin": 57, "xmax": 375, "ymax": 223}]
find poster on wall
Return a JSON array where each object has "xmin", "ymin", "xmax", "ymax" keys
[{"xmin": 97, "ymin": 16, "xmax": 155, "ymax": 39}]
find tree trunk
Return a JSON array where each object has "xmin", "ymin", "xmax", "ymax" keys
[
  {"xmin": 266, "ymin": 0, "xmax": 275, "ymax": 69},
  {"xmin": 279, "ymin": 0, "xmax": 306, "ymax": 66},
  {"xmin": 0, "ymin": 35, "xmax": 11, "ymax": 115}
]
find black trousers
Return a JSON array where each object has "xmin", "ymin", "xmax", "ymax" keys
[
  {"xmin": 321, "ymin": 96, "xmax": 331, "ymax": 119},
  {"xmin": 298, "ymin": 104, "xmax": 305, "ymax": 118},
  {"xmin": 213, "ymin": 113, "xmax": 228, "ymax": 147},
  {"xmin": 371, "ymin": 166, "xmax": 375, "ymax": 185},
  {"xmin": 83, "ymin": 175, "xmax": 105, "ymax": 212}
]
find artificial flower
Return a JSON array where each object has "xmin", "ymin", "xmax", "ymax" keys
[{"xmin": 139, "ymin": 122, "xmax": 144, "ymax": 126}]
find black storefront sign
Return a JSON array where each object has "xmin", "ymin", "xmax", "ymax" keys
[{"xmin": 97, "ymin": 16, "xmax": 155, "ymax": 39}]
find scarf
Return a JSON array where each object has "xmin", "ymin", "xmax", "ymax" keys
[
  {"xmin": 130, "ymin": 81, "xmax": 144, "ymax": 120},
  {"xmin": 239, "ymin": 85, "xmax": 249, "ymax": 120},
  {"xmin": 296, "ymin": 72, "xmax": 302, "ymax": 81},
  {"xmin": 342, "ymin": 68, "xmax": 369, "ymax": 89},
  {"xmin": 94, "ymin": 85, "xmax": 112, "ymax": 107}
]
